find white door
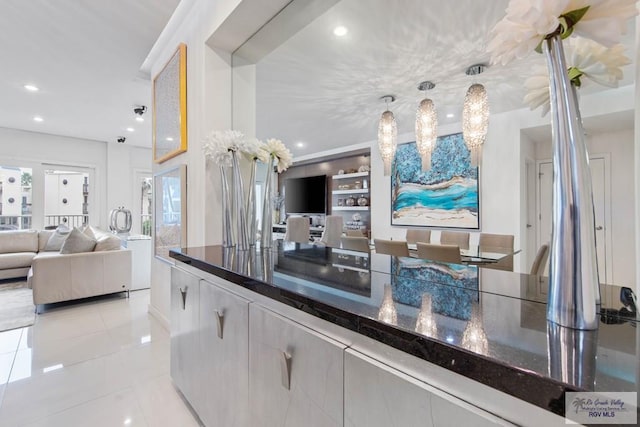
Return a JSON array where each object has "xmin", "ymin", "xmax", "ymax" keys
[
  {"xmin": 538, "ymin": 157, "xmax": 609, "ymax": 282},
  {"xmin": 525, "ymin": 160, "xmax": 537, "ymax": 270}
]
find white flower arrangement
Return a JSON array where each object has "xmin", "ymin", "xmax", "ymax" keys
[
  {"xmin": 202, "ymin": 130, "xmax": 245, "ymax": 167},
  {"xmin": 264, "ymin": 138, "xmax": 293, "ymax": 173},
  {"xmin": 523, "ymin": 38, "xmax": 630, "ymax": 115},
  {"xmin": 240, "ymin": 137, "xmax": 269, "ymax": 163},
  {"xmin": 488, "ymin": 0, "xmax": 637, "ymax": 66}
]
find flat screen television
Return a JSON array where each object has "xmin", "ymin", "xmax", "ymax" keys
[{"xmin": 284, "ymin": 175, "xmax": 327, "ymax": 214}]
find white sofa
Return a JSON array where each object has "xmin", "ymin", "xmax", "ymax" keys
[{"xmin": 0, "ymin": 229, "xmax": 132, "ymax": 309}]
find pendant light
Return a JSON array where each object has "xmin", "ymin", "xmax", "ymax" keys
[
  {"xmin": 415, "ymin": 294, "xmax": 437, "ymax": 337},
  {"xmin": 377, "ymin": 95, "xmax": 397, "ymax": 176},
  {"xmin": 461, "ymin": 303, "xmax": 488, "ymax": 355},
  {"xmin": 415, "ymin": 81, "xmax": 438, "ymax": 171},
  {"xmin": 462, "ymin": 64, "xmax": 489, "ymax": 167}
]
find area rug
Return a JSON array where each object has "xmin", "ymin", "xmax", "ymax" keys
[{"xmin": 0, "ymin": 280, "xmax": 35, "ymax": 332}]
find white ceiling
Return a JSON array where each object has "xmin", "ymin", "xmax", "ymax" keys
[
  {"xmin": 251, "ymin": 0, "xmax": 636, "ymax": 157},
  {"xmin": 0, "ymin": 0, "xmax": 180, "ymax": 148}
]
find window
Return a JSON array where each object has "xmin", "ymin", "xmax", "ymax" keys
[{"xmin": 0, "ymin": 166, "xmax": 32, "ymax": 230}]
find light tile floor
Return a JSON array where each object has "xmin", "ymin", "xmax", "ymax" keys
[{"xmin": 0, "ymin": 290, "xmax": 201, "ymax": 427}]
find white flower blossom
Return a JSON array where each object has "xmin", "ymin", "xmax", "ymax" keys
[
  {"xmin": 202, "ymin": 130, "xmax": 244, "ymax": 167},
  {"xmin": 488, "ymin": 0, "xmax": 637, "ymax": 66},
  {"xmin": 239, "ymin": 137, "xmax": 269, "ymax": 163},
  {"xmin": 523, "ymin": 38, "xmax": 630, "ymax": 115},
  {"xmin": 264, "ymin": 138, "xmax": 293, "ymax": 173},
  {"xmin": 568, "ymin": 0, "xmax": 638, "ymax": 47}
]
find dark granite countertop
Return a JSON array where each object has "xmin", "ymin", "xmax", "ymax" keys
[{"xmin": 170, "ymin": 241, "xmax": 639, "ymax": 419}]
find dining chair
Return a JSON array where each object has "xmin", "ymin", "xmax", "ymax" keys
[
  {"xmin": 340, "ymin": 236, "xmax": 370, "ymax": 252},
  {"xmin": 405, "ymin": 229, "xmax": 431, "ymax": 245},
  {"xmin": 440, "ymin": 231, "xmax": 470, "ymax": 249},
  {"xmin": 318, "ymin": 215, "xmax": 343, "ymax": 247},
  {"xmin": 373, "ymin": 239, "xmax": 409, "ymax": 257},
  {"xmin": 345, "ymin": 229, "xmax": 364, "ymax": 237},
  {"xmin": 530, "ymin": 243, "xmax": 549, "ymax": 276},
  {"xmin": 479, "ymin": 233, "xmax": 515, "ymax": 271},
  {"xmin": 284, "ymin": 217, "xmax": 310, "ymax": 243},
  {"xmin": 416, "ymin": 243, "xmax": 461, "ymax": 263}
]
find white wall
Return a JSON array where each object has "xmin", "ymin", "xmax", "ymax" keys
[{"xmin": 0, "ymin": 127, "xmax": 150, "ymax": 231}]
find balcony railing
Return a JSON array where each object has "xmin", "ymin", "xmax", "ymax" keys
[
  {"xmin": 44, "ymin": 215, "xmax": 89, "ymax": 230},
  {"xmin": 0, "ymin": 215, "xmax": 32, "ymax": 230}
]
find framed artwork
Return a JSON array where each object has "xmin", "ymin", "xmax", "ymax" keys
[
  {"xmin": 391, "ymin": 133, "xmax": 479, "ymax": 229},
  {"xmin": 153, "ymin": 43, "xmax": 187, "ymax": 163},
  {"xmin": 154, "ymin": 165, "xmax": 187, "ymax": 263}
]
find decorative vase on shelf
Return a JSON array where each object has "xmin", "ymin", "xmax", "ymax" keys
[
  {"xmin": 544, "ymin": 34, "xmax": 600, "ymax": 330},
  {"xmin": 246, "ymin": 159, "xmax": 259, "ymax": 247},
  {"xmin": 231, "ymin": 151, "xmax": 249, "ymax": 251},
  {"xmin": 219, "ymin": 166, "xmax": 234, "ymax": 248},
  {"xmin": 260, "ymin": 155, "xmax": 275, "ymax": 249}
]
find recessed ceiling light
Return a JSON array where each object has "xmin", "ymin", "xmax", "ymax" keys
[
  {"xmin": 333, "ymin": 26, "xmax": 348, "ymax": 37},
  {"xmin": 135, "ymin": 117, "xmax": 144, "ymax": 122},
  {"xmin": 296, "ymin": 142, "xmax": 305, "ymax": 148},
  {"xmin": 24, "ymin": 84, "xmax": 39, "ymax": 92},
  {"xmin": 446, "ymin": 113, "xmax": 455, "ymax": 118},
  {"xmin": 166, "ymin": 137, "xmax": 174, "ymax": 141},
  {"xmin": 126, "ymin": 127, "xmax": 135, "ymax": 132},
  {"xmin": 33, "ymin": 116, "xmax": 43, "ymax": 122}
]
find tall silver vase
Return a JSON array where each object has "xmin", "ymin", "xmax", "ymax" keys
[
  {"xmin": 219, "ymin": 165, "xmax": 234, "ymax": 248},
  {"xmin": 246, "ymin": 159, "xmax": 258, "ymax": 246},
  {"xmin": 260, "ymin": 155, "xmax": 274, "ymax": 249},
  {"xmin": 231, "ymin": 151, "xmax": 249, "ymax": 251},
  {"xmin": 544, "ymin": 34, "xmax": 600, "ymax": 330}
]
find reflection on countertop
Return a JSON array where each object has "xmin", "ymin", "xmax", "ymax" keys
[{"xmin": 170, "ymin": 241, "xmax": 638, "ymax": 417}]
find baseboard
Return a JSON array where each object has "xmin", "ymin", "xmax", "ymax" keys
[{"xmin": 148, "ymin": 303, "xmax": 170, "ymax": 332}]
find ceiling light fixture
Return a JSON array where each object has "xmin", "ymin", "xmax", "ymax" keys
[
  {"xmin": 415, "ymin": 80, "xmax": 437, "ymax": 171},
  {"xmin": 24, "ymin": 84, "xmax": 39, "ymax": 92},
  {"xmin": 377, "ymin": 95, "xmax": 397, "ymax": 176},
  {"xmin": 166, "ymin": 137, "xmax": 174, "ymax": 142},
  {"xmin": 446, "ymin": 113, "xmax": 455, "ymax": 118},
  {"xmin": 462, "ymin": 64, "xmax": 489, "ymax": 167},
  {"xmin": 126, "ymin": 127, "xmax": 135, "ymax": 132},
  {"xmin": 333, "ymin": 26, "xmax": 348, "ymax": 37},
  {"xmin": 296, "ymin": 142, "xmax": 305, "ymax": 148},
  {"xmin": 33, "ymin": 116, "xmax": 43, "ymax": 122},
  {"xmin": 135, "ymin": 117, "xmax": 144, "ymax": 122}
]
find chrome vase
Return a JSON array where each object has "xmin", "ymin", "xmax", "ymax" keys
[
  {"xmin": 544, "ymin": 34, "xmax": 600, "ymax": 330},
  {"xmin": 231, "ymin": 151, "xmax": 249, "ymax": 251},
  {"xmin": 246, "ymin": 158, "xmax": 258, "ymax": 247},
  {"xmin": 220, "ymin": 165, "xmax": 234, "ymax": 248},
  {"xmin": 260, "ymin": 155, "xmax": 274, "ymax": 249}
]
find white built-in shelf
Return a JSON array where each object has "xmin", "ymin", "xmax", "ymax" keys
[
  {"xmin": 332, "ymin": 206, "xmax": 369, "ymax": 211},
  {"xmin": 332, "ymin": 188, "xmax": 369, "ymax": 195},
  {"xmin": 332, "ymin": 171, "xmax": 369, "ymax": 180}
]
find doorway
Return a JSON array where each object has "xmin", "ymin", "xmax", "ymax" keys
[{"xmin": 537, "ymin": 155, "xmax": 612, "ymax": 283}]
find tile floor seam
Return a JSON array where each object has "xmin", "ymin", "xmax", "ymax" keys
[{"xmin": 0, "ymin": 328, "xmax": 22, "ymax": 411}]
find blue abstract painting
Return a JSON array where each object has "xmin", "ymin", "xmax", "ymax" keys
[
  {"xmin": 391, "ymin": 133, "xmax": 479, "ymax": 229},
  {"xmin": 391, "ymin": 258, "xmax": 479, "ymax": 321}
]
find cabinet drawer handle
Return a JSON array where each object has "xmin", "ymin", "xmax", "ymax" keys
[
  {"xmin": 215, "ymin": 311, "xmax": 224, "ymax": 339},
  {"xmin": 179, "ymin": 287, "xmax": 187, "ymax": 310},
  {"xmin": 280, "ymin": 351, "xmax": 292, "ymax": 390}
]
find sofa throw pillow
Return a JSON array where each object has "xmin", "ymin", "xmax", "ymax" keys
[
  {"xmin": 82, "ymin": 225, "xmax": 98, "ymax": 240},
  {"xmin": 43, "ymin": 225, "xmax": 71, "ymax": 251},
  {"xmin": 94, "ymin": 234, "xmax": 122, "ymax": 251},
  {"xmin": 60, "ymin": 227, "xmax": 97, "ymax": 254}
]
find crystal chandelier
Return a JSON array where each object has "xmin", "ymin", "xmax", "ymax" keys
[
  {"xmin": 377, "ymin": 95, "xmax": 397, "ymax": 176},
  {"xmin": 461, "ymin": 303, "xmax": 488, "ymax": 355},
  {"xmin": 378, "ymin": 283, "xmax": 398, "ymax": 324},
  {"xmin": 415, "ymin": 294, "xmax": 437, "ymax": 337},
  {"xmin": 462, "ymin": 65, "xmax": 489, "ymax": 167},
  {"xmin": 415, "ymin": 81, "xmax": 437, "ymax": 171}
]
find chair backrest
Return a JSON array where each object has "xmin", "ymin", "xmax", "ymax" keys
[
  {"xmin": 345, "ymin": 229, "xmax": 364, "ymax": 237},
  {"xmin": 284, "ymin": 217, "xmax": 310, "ymax": 243},
  {"xmin": 416, "ymin": 243, "xmax": 461, "ymax": 263},
  {"xmin": 319, "ymin": 215, "xmax": 343, "ymax": 247},
  {"xmin": 373, "ymin": 239, "xmax": 409, "ymax": 257},
  {"xmin": 406, "ymin": 229, "xmax": 431, "ymax": 245},
  {"xmin": 440, "ymin": 231, "xmax": 470, "ymax": 249},
  {"xmin": 340, "ymin": 236, "xmax": 370, "ymax": 252},
  {"xmin": 530, "ymin": 244, "xmax": 549, "ymax": 276},
  {"xmin": 479, "ymin": 233, "xmax": 514, "ymax": 250}
]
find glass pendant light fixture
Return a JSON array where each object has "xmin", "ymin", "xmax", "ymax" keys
[
  {"xmin": 377, "ymin": 95, "xmax": 397, "ymax": 176},
  {"xmin": 378, "ymin": 283, "xmax": 398, "ymax": 325},
  {"xmin": 415, "ymin": 81, "xmax": 437, "ymax": 171},
  {"xmin": 462, "ymin": 64, "xmax": 489, "ymax": 167},
  {"xmin": 415, "ymin": 294, "xmax": 437, "ymax": 337},
  {"xmin": 461, "ymin": 303, "xmax": 488, "ymax": 355}
]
